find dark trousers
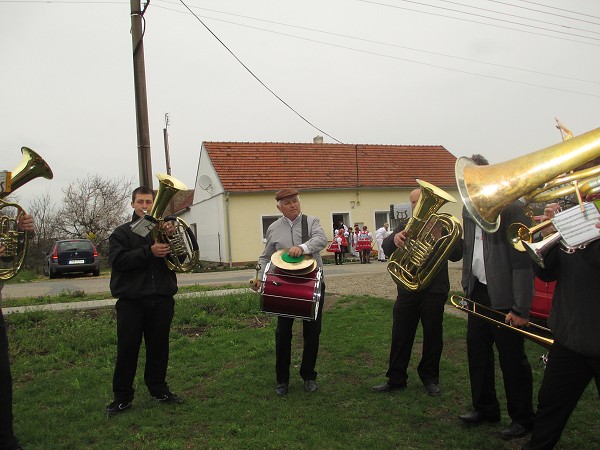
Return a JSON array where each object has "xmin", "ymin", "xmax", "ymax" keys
[
  {"xmin": 275, "ymin": 285, "xmax": 325, "ymax": 384},
  {"xmin": 334, "ymin": 252, "xmax": 343, "ymax": 264},
  {"xmin": 528, "ymin": 343, "xmax": 600, "ymax": 450},
  {"xmin": 0, "ymin": 312, "xmax": 18, "ymax": 450},
  {"xmin": 466, "ymin": 281, "xmax": 534, "ymax": 425},
  {"xmin": 386, "ymin": 292, "xmax": 447, "ymax": 385},
  {"xmin": 112, "ymin": 296, "xmax": 175, "ymax": 402}
]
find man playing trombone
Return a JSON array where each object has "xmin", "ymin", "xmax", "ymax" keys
[{"xmin": 458, "ymin": 154, "xmax": 535, "ymax": 440}]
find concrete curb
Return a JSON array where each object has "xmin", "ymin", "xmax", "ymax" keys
[{"xmin": 2, "ymin": 288, "xmax": 253, "ymax": 315}]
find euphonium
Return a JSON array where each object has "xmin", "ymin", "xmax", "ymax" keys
[
  {"xmin": 147, "ymin": 173, "xmax": 199, "ymax": 273},
  {"xmin": 455, "ymin": 127, "xmax": 600, "ymax": 233},
  {"xmin": 387, "ymin": 179, "xmax": 462, "ymax": 291},
  {"xmin": 0, "ymin": 147, "xmax": 53, "ymax": 281}
]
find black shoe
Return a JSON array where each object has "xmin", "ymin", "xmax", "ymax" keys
[
  {"xmin": 152, "ymin": 392, "xmax": 183, "ymax": 404},
  {"xmin": 304, "ymin": 380, "xmax": 317, "ymax": 393},
  {"xmin": 106, "ymin": 400, "xmax": 132, "ymax": 416},
  {"xmin": 458, "ymin": 410, "xmax": 501, "ymax": 424},
  {"xmin": 424, "ymin": 382, "xmax": 440, "ymax": 396},
  {"xmin": 497, "ymin": 422, "xmax": 532, "ymax": 440},
  {"xmin": 372, "ymin": 381, "xmax": 407, "ymax": 393},
  {"xmin": 276, "ymin": 383, "xmax": 288, "ymax": 396}
]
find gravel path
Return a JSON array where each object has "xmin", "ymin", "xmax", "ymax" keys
[{"xmin": 325, "ymin": 263, "xmax": 462, "ymax": 299}]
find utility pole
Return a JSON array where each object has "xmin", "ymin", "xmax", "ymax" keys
[
  {"xmin": 130, "ymin": 0, "xmax": 153, "ymax": 189},
  {"xmin": 163, "ymin": 113, "xmax": 172, "ymax": 175}
]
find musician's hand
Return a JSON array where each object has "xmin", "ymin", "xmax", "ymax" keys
[
  {"xmin": 151, "ymin": 242, "xmax": 171, "ymax": 258},
  {"xmin": 394, "ymin": 231, "xmax": 407, "ymax": 247},
  {"xmin": 161, "ymin": 221, "xmax": 176, "ymax": 237},
  {"xmin": 18, "ymin": 214, "xmax": 34, "ymax": 232},
  {"xmin": 596, "ymin": 218, "xmax": 600, "ymax": 232},
  {"xmin": 249, "ymin": 279, "xmax": 262, "ymax": 292},
  {"xmin": 540, "ymin": 203, "xmax": 560, "ymax": 237},
  {"xmin": 0, "ymin": 245, "xmax": 5, "ymax": 257},
  {"xmin": 505, "ymin": 312, "xmax": 529, "ymax": 327},
  {"xmin": 287, "ymin": 246, "xmax": 303, "ymax": 257}
]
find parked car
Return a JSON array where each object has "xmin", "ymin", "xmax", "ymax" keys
[
  {"xmin": 44, "ymin": 239, "xmax": 100, "ymax": 279},
  {"xmin": 531, "ymin": 277, "xmax": 555, "ymax": 327}
]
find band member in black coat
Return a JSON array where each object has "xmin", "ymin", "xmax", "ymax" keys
[{"xmin": 372, "ymin": 187, "xmax": 462, "ymax": 396}]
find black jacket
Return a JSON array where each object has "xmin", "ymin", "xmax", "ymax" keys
[
  {"xmin": 383, "ymin": 223, "xmax": 463, "ymax": 295},
  {"xmin": 108, "ymin": 213, "xmax": 178, "ymax": 299}
]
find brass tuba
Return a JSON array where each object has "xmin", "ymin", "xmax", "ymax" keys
[
  {"xmin": 455, "ymin": 127, "xmax": 600, "ymax": 233},
  {"xmin": 387, "ymin": 179, "xmax": 462, "ymax": 291},
  {"xmin": 1, "ymin": 147, "xmax": 53, "ymax": 281},
  {"xmin": 147, "ymin": 173, "xmax": 199, "ymax": 273}
]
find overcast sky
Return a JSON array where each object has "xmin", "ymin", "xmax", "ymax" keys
[{"xmin": 2, "ymin": 0, "xmax": 599, "ymax": 208}]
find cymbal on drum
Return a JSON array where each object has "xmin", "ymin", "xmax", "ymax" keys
[{"xmin": 270, "ymin": 249, "xmax": 315, "ymax": 273}]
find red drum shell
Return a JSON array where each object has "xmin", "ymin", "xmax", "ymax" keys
[{"xmin": 259, "ymin": 262, "xmax": 322, "ymax": 320}]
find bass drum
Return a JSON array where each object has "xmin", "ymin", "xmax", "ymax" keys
[{"xmin": 259, "ymin": 261, "xmax": 323, "ymax": 320}]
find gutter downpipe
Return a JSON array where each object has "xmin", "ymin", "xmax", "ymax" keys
[{"xmin": 225, "ymin": 191, "xmax": 233, "ymax": 268}]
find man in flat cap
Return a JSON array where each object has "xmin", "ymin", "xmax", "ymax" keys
[{"xmin": 252, "ymin": 188, "xmax": 327, "ymax": 396}]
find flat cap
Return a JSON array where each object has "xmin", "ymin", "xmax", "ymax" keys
[{"xmin": 275, "ymin": 188, "xmax": 299, "ymax": 201}]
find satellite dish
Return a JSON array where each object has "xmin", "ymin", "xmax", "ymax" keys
[{"xmin": 198, "ymin": 175, "xmax": 213, "ymax": 193}]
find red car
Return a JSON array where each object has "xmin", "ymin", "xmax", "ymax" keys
[{"xmin": 531, "ymin": 276, "xmax": 555, "ymax": 325}]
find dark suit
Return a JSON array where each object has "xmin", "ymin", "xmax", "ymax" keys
[{"xmin": 381, "ymin": 224, "xmax": 463, "ymax": 386}]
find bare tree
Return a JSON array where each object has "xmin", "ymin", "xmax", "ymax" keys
[
  {"xmin": 54, "ymin": 175, "xmax": 133, "ymax": 255},
  {"xmin": 26, "ymin": 190, "xmax": 59, "ymax": 272}
]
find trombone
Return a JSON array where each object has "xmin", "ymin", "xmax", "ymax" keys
[{"xmin": 450, "ymin": 295, "xmax": 554, "ymax": 348}]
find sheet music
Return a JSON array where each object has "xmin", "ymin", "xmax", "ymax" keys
[{"xmin": 552, "ymin": 202, "xmax": 600, "ymax": 247}]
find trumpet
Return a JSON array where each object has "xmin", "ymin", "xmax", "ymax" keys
[
  {"xmin": 450, "ymin": 295, "xmax": 554, "ymax": 348},
  {"xmin": 1, "ymin": 147, "xmax": 53, "ymax": 281}
]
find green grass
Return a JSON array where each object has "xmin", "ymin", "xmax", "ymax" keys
[{"xmin": 6, "ymin": 293, "xmax": 598, "ymax": 449}]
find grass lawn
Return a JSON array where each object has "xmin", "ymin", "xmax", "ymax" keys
[{"xmin": 6, "ymin": 292, "xmax": 598, "ymax": 449}]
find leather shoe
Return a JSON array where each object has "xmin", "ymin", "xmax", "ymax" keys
[
  {"xmin": 497, "ymin": 422, "xmax": 532, "ymax": 440},
  {"xmin": 372, "ymin": 381, "xmax": 407, "ymax": 393},
  {"xmin": 304, "ymin": 380, "xmax": 318, "ymax": 393},
  {"xmin": 458, "ymin": 410, "xmax": 501, "ymax": 424},
  {"xmin": 424, "ymin": 382, "xmax": 440, "ymax": 396},
  {"xmin": 275, "ymin": 383, "xmax": 288, "ymax": 396}
]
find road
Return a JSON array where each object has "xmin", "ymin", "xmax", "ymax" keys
[{"xmin": 3, "ymin": 260, "xmax": 443, "ymax": 300}]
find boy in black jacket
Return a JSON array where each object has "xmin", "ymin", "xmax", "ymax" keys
[{"xmin": 105, "ymin": 186, "xmax": 182, "ymax": 416}]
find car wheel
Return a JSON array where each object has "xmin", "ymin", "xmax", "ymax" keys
[
  {"xmin": 49, "ymin": 269, "xmax": 57, "ymax": 279},
  {"xmin": 93, "ymin": 269, "xmax": 100, "ymax": 277}
]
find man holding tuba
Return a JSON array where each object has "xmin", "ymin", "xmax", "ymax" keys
[
  {"xmin": 105, "ymin": 186, "xmax": 183, "ymax": 416},
  {"xmin": 1, "ymin": 213, "xmax": 34, "ymax": 450},
  {"xmin": 458, "ymin": 154, "xmax": 536, "ymax": 440},
  {"xmin": 372, "ymin": 187, "xmax": 463, "ymax": 396}
]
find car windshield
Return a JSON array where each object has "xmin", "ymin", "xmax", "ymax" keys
[{"xmin": 58, "ymin": 241, "xmax": 92, "ymax": 252}]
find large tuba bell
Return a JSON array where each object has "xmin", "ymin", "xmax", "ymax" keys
[
  {"xmin": 455, "ymin": 127, "xmax": 600, "ymax": 233},
  {"xmin": 147, "ymin": 173, "xmax": 200, "ymax": 273},
  {"xmin": 387, "ymin": 179, "xmax": 462, "ymax": 291},
  {"xmin": 0, "ymin": 147, "xmax": 53, "ymax": 281}
]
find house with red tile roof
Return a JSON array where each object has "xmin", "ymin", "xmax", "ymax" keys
[{"xmin": 179, "ymin": 140, "xmax": 461, "ymax": 265}]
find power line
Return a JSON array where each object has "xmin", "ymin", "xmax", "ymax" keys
[
  {"xmin": 176, "ymin": 0, "xmax": 344, "ymax": 143},
  {"xmin": 514, "ymin": 0, "xmax": 600, "ymax": 22},
  {"xmin": 360, "ymin": 0, "xmax": 600, "ymax": 43},
  {"xmin": 153, "ymin": 3, "xmax": 600, "ymax": 98},
  {"xmin": 153, "ymin": 0, "xmax": 599, "ymax": 86}
]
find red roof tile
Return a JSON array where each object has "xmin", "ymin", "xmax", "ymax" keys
[{"xmin": 203, "ymin": 142, "xmax": 457, "ymax": 193}]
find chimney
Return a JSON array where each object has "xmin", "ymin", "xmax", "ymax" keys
[{"xmin": 313, "ymin": 135, "xmax": 324, "ymax": 144}]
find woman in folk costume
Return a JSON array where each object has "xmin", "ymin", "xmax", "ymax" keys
[
  {"xmin": 356, "ymin": 226, "xmax": 373, "ymax": 264},
  {"xmin": 326, "ymin": 229, "xmax": 343, "ymax": 265},
  {"xmin": 351, "ymin": 225, "xmax": 360, "ymax": 257}
]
